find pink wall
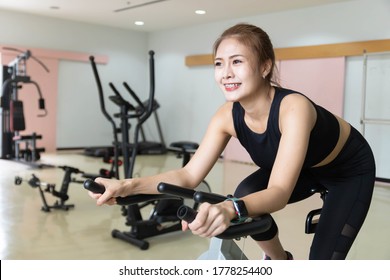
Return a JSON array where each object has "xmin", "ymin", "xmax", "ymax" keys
[
  {"xmin": 223, "ymin": 57, "xmax": 346, "ymax": 163},
  {"xmin": 279, "ymin": 57, "xmax": 345, "ymax": 116}
]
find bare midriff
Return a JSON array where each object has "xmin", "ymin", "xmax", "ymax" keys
[{"xmin": 312, "ymin": 116, "xmax": 351, "ymax": 168}]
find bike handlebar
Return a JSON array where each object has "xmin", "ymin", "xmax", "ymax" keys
[
  {"xmin": 84, "ymin": 179, "xmax": 272, "ymax": 240},
  {"xmin": 157, "ymin": 182, "xmax": 272, "ymax": 239},
  {"xmin": 83, "ymin": 179, "xmax": 180, "ymax": 206},
  {"xmin": 176, "ymin": 204, "xmax": 272, "ymax": 240}
]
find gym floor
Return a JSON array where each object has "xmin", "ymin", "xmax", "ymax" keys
[{"xmin": 1, "ymin": 150, "xmax": 389, "ymax": 260}]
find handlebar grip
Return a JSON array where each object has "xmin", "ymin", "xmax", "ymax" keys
[
  {"xmin": 84, "ymin": 179, "xmax": 105, "ymax": 194},
  {"xmin": 193, "ymin": 191, "xmax": 226, "ymax": 204},
  {"xmin": 84, "ymin": 179, "xmax": 182, "ymax": 206},
  {"xmin": 157, "ymin": 182, "xmax": 195, "ymax": 199},
  {"xmin": 176, "ymin": 205, "xmax": 273, "ymax": 240},
  {"xmin": 177, "ymin": 205, "xmax": 197, "ymax": 223},
  {"xmin": 217, "ymin": 214, "xmax": 273, "ymax": 240}
]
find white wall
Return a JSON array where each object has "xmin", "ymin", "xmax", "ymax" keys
[
  {"xmin": 1, "ymin": 0, "xmax": 390, "ymax": 175},
  {"xmin": 0, "ymin": 9, "xmax": 149, "ymax": 148}
]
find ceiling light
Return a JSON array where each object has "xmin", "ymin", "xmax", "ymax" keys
[
  {"xmin": 195, "ymin": 10, "xmax": 206, "ymax": 15},
  {"xmin": 134, "ymin": 21, "xmax": 145, "ymax": 26}
]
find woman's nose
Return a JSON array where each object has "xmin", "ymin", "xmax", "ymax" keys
[{"xmin": 223, "ymin": 66, "xmax": 234, "ymax": 79}]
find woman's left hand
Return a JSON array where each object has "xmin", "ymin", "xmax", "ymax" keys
[{"xmin": 182, "ymin": 201, "xmax": 235, "ymax": 238}]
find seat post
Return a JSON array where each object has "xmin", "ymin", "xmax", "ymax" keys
[{"xmin": 305, "ymin": 186, "xmax": 328, "ymax": 234}]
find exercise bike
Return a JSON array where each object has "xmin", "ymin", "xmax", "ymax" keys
[
  {"xmin": 14, "ymin": 165, "xmax": 86, "ymax": 212},
  {"xmin": 84, "ymin": 179, "xmax": 272, "ymax": 260}
]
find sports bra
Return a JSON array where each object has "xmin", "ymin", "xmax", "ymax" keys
[{"xmin": 232, "ymin": 87, "xmax": 340, "ymax": 170}]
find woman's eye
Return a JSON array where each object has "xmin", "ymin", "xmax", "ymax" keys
[
  {"xmin": 214, "ymin": 61, "xmax": 222, "ymax": 67},
  {"xmin": 233, "ymin": 59, "xmax": 242, "ymax": 64}
]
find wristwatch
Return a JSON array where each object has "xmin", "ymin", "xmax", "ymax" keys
[{"xmin": 226, "ymin": 196, "xmax": 249, "ymax": 223}]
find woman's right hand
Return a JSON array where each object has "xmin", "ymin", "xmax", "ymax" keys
[{"xmin": 88, "ymin": 177, "xmax": 131, "ymax": 206}]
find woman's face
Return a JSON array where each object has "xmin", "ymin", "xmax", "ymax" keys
[{"xmin": 214, "ymin": 37, "xmax": 263, "ymax": 103}]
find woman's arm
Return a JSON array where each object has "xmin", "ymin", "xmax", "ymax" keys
[
  {"xmin": 242, "ymin": 94, "xmax": 317, "ymax": 216},
  {"xmin": 91, "ymin": 102, "xmax": 234, "ymax": 206}
]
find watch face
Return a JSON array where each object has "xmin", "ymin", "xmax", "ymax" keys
[{"xmin": 235, "ymin": 200, "xmax": 248, "ymax": 217}]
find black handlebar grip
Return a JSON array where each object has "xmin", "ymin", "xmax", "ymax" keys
[
  {"xmin": 83, "ymin": 179, "xmax": 178, "ymax": 206},
  {"xmin": 157, "ymin": 182, "xmax": 195, "ymax": 199},
  {"xmin": 194, "ymin": 191, "xmax": 226, "ymax": 204},
  {"xmin": 177, "ymin": 205, "xmax": 197, "ymax": 223},
  {"xmin": 83, "ymin": 179, "xmax": 105, "ymax": 194}
]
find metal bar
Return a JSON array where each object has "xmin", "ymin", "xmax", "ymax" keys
[
  {"xmin": 361, "ymin": 118, "xmax": 390, "ymax": 125},
  {"xmin": 360, "ymin": 51, "xmax": 368, "ymax": 136}
]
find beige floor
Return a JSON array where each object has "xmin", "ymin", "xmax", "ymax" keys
[{"xmin": 0, "ymin": 150, "xmax": 389, "ymax": 260}]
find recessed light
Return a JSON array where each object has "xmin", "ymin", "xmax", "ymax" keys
[
  {"xmin": 134, "ymin": 21, "xmax": 144, "ymax": 26},
  {"xmin": 50, "ymin": 6, "xmax": 60, "ymax": 10},
  {"xmin": 195, "ymin": 10, "xmax": 206, "ymax": 15}
]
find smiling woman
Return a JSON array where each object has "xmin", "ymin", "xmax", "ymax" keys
[{"xmin": 85, "ymin": 23, "xmax": 377, "ymax": 260}]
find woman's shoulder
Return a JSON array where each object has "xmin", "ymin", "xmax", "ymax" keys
[
  {"xmin": 275, "ymin": 87, "xmax": 314, "ymax": 107},
  {"xmin": 278, "ymin": 91, "xmax": 317, "ymax": 130}
]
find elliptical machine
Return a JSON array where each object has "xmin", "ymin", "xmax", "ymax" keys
[{"xmin": 89, "ymin": 51, "xmax": 201, "ymax": 250}]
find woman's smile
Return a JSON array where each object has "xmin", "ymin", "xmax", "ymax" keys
[{"xmin": 224, "ymin": 83, "xmax": 241, "ymax": 91}]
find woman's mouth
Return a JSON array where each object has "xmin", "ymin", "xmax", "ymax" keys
[{"xmin": 224, "ymin": 83, "xmax": 241, "ymax": 91}]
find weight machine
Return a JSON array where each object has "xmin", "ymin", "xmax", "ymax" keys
[{"xmin": 1, "ymin": 48, "xmax": 48, "ymax": 162}]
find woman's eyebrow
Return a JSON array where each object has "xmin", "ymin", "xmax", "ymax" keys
[{"xmin": 215, "ymin": 54, "xmax": 244, "ymax": 60}]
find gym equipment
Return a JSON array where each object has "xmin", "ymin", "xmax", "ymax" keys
[
  {"xmin": 87, "ymin": 52, "xmax": 202, "ymax": 250},
  {"xmin": 88, "ymin": 52, "xmax": 166, "ymax": 178},
  {"xmin": 108, "ymin": 83, "xmax": 166, "ymax": 156},
  {"xmin": 89, "ymin": 56, "xmax": 121, "ymax": 179},
  {"xmin": 1, "ymin": 48, "xmax": 48, "ymax": 162},
  {"xmin": 157, "ymin": 182, "xmax": 273, "ymax": 260},
  {"xmin": 14, "ymin": 165, "xmax": 85, "ymax": 212},
  {"xmin": 84, "ymin": 179, "xmax": 272, "ymax": 260},
  {"xmin": 87, "ymin": 53, "xmax": 166, "ymax": 161},
  {"xmin": 84, "ymin": 176, "xmax": 211, "ymax": 250},
  {"xmin": 159, "ymin": 182, "xmax": 331, "ymax": 259},
  {"xmin": 84, "ymin": 167, "xmax": 329, "ymax": 258},
  {"xmin": 305, "ymin": 185, "xmax": 328, "ymax": 234}
]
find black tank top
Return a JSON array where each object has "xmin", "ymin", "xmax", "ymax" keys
[{"xmin": 232, "ymin": 87, "xmax": 340, "ymax": 170}]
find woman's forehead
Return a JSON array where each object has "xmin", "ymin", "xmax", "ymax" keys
[{"xmin": 216, "ymin": 37, "xmax": 251, "ymax": 57}]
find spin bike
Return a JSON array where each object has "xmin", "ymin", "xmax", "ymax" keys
[{"xmin": 84, "ymin": 179, "xmax": 272, "ymax": 260}]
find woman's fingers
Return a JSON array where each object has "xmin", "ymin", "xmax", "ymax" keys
[{"xmin": 188, "ymin": 203, "xmax": 229, "ymax": 238}]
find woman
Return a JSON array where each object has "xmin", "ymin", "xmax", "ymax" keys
[{"xmin": 89, "ymin": 23, "xmax": 376, "ymax": 260}]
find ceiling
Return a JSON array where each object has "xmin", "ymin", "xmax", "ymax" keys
[{"xmin": 0, "ymin": 0, "xmax": 355, "ymax": 32}]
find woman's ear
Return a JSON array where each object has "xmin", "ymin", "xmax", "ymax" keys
[{"xmin": 262, "ymin": 59, "xmax": 272, "ymax": 79}]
